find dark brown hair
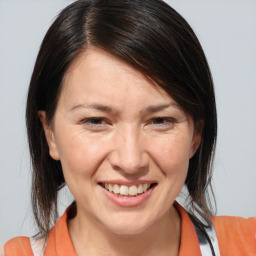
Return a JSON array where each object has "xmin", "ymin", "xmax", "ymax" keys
[{"xmin": 26, "ymin": 0, "xmax": 217, "ymax": 237}]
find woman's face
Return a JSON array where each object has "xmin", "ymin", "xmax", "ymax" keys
[{"xmin": 41, "ymin": 48, "xmax": 201, "ymax": 235}]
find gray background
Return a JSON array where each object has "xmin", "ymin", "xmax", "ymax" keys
[{"xmin": 0, "ymin": 0, "xmax": 255, "ymax": 244}]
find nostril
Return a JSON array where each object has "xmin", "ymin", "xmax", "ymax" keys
[
  {"xmin": 108, "ymin": 153, "xmax": 150, "ymax": 175},
  {"xmin": 107, "ymin": 139, "xmax": 149, "ymax": 174}
]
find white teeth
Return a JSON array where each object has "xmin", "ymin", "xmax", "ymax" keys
[
  {"xmin": 108, "ymin": 184, "xmax": 113, "ymax": 192},
  {"xmin": 113, "ymin": 184, "xmax": 120, "ymax": 194},
  {"xmin": 143, "ymin": 184, "xmax": 148, "ymax": 192},
  {"xmin": 119, "ymin": 185, "xmax": 128, "ymax": 195},
  {"xmin": 103, "ymin": 183, "xmax": 152, "ymax": 196},
  {"xmin": 137, "ymin": 184, "xmax": 143, "ymax": 194},
  {"xmin": 129, "ymin": 185, "xmax": 137, "ymax": 196}
]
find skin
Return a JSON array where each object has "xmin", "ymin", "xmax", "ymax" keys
[
  {"xmin": 0, "ymin": 245, "xmax": 4, "ymax": 256},
  {"xmin": 39, "ymin": 48, "xmax": 202, "ymax": 256}
]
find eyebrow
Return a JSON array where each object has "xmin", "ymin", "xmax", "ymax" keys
[
  {"xmin": 70, "ymin": 103, "xmax": 114, "ymax": 113},
  {"xmin": 69, "ymin": 102, "xmax": 179, "ymax": 114},
  {"xmin": 142, "ymin": 103, "xmax": 179, "ymax": 114}
]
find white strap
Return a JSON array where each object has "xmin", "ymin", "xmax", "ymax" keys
[
  {"xmin": 204, "ymin": 223, "xmax": 221, "ymax": 256},
  {"xmin": 29, "ymin": 237, "xmax": 45, "ymax": 256},
  {"xmin": 190, "ymin": 216, "xmax": 221, "ymax": 256}
]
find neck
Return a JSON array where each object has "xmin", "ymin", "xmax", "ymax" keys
[{"xmin": 68, "ymin": 205, "xmax": 181, "ymax": 256}]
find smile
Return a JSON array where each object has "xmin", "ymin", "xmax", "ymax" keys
[
  {"xmin": 99, "ymin": 182, "xmax": 157, "ymax": 207},
  {"xmin": 103, "ymin": 183, "xmax": 153, "ymax": 196}
]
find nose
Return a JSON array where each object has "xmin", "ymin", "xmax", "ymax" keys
[{"xmin": 108, "ymin": 126, "xmax": 149, "ymax": 175}]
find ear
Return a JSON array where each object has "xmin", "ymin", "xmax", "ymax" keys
[
  {"xmin": 190, "ymin": 120, "xmax": 203, "ymax": 158},
  {"xmin": 38, "ymin": 111, "xmax": 60, "ymax": 160}
]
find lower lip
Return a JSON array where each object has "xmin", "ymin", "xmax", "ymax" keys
[{"xmin": 101, "ymin": 185, "xmax": 156, "ymax": 207}]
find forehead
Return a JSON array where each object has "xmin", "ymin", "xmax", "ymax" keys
[
  {"xmin": 58, "ymin": 48, "xmax": 176, "ymax": 110},
  {"xmin": 63, "ymin": 48, "xmax": 157, "ymax": 90}
]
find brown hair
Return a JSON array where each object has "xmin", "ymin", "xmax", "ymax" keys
[{"xmin": 26, "ymin": 0, "xmax": 217, "ymax": 237}]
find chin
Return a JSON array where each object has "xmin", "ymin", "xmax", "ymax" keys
[{"xmin": 102, "ymin": 214, "xmax": 154, "ymax": 235}]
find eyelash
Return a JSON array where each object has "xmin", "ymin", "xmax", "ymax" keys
[
  {"xmin": 147, "ymin": 117, "xmax": 176, "ymax": 127},
  {"xmin": 78, "ymin": 117, "xmax": 176, "ymax": 130},
  {"xmin": 79, "ymin": 117, "xmax": 109, "ymax": 127}
]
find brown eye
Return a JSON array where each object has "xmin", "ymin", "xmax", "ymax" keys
[
  {"xmin": 80, "ymin": 117, "xmax": 110, "ymax": 128},
  {"xmin": 150, "ymin": 117, "xmax": 175, "ymax": 125},
  {"xmin": 146, "ymin": 117, "xmax": 177, "ymax": 131},
  {"xmin": 86, "ymin": 118, "xmax": 105, "ymax": 125},
  {"xmin": 152, "ymin": 117, "xmax": 167, "ymax": 124}
]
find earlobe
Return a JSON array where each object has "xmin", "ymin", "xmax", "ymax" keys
[
  {"xmin": 190, "ymin": 120, "xmax": 203, "ymax": 158},
  {"xmin": 190, "ymin": 132, "xmax": 201, "ymax": 158},
  {"xmin": 38, "ymin": 111, "xmax": 60, "ymax": 160}
]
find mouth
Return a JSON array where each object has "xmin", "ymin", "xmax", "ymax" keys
[{"xmin": 99, "ymin": 182, "xmax": 158, "ymax": 197}]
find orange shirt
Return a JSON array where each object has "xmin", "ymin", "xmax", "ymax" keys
[{"xmin": 5, "ymin": 204, "xmax": 256, "ymax": 256}]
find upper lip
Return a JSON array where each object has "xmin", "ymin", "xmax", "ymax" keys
[{"xmin": 98, "ymin": 180, "xmax": 157, "ymax": 186}]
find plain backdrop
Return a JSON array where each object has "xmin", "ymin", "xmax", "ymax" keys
[{"xmin": 0, "ymin": 0, "xmax": 255, "ymax": 244}]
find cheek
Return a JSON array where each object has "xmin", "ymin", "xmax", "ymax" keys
[
  {"xmin": 152, "ymin": 135, "xmax": 192, "ymax": 175},
  {"xmin": 55, "ymin": 131, "xmax": 107, "ymax": 177},
  {"xmin": 55, "ymin": 133, "xmax": 110, "ymax": 202}
]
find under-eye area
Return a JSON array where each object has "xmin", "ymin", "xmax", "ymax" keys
[{"xmin": 99, "ymin": 183, "xmax": 158, "ymax": 197}]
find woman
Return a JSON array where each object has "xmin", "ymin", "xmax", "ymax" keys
[{"xmin": 3, "ymin": 0, "xmax": 255, "ymax": 255}]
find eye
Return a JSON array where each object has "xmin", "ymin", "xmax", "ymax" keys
[
  {"xmin": 147, "ymin": 117, "xmax": 176, "ymax": 130},
  {"xmin": 79, "ymin": 117, "xmax": 110, "ymax": 129},
  {"xmin": 150, "ymin": 117, "xmax": 175, "ymax": 125},
  {"xmin": 84, "ymin": 117, "xmax": 105, "ymax": 125}
]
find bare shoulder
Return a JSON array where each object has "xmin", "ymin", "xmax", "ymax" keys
[{"xmin": 0, "ymin": 244, "xmax": 5, "ymax": 256}]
